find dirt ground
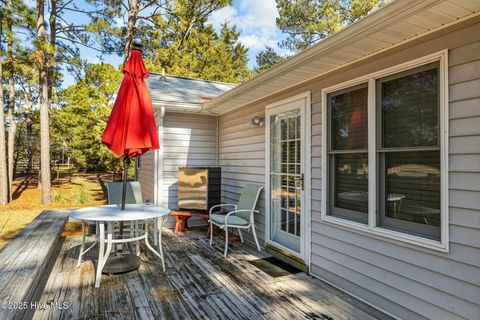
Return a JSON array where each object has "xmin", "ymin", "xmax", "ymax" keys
[{"xmin": 0, "ymin": 172, "xmax": 109, "ymax": 249}]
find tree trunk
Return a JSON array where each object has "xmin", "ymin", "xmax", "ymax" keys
[
  {"xmin": 7, "ymin": 0, "xmax": 15, "ymax": 201},
  {"xmin": 25, "ymin": 92, "xmax": 34, "ymax": 175},
  {"xmin": 0, "ymin": 8, "xmax": 8, "ymax": 205},
  {"xmin": 123, "ymin": 0, "xmax": 140, "ymax": 62},
  {"xmin": 37, "ymin": 0, "xmax": 51, "ymax": 204},
  {"xmin": 48, "ymin": 0, "xmax": 56, "ymax": 103}
]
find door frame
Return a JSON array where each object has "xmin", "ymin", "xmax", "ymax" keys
[{"xmin": 265, "ymin": 91, "xmax": 311, "ymax": 267}]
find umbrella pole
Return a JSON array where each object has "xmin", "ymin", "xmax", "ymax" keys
[
  {"xmin": 121, "ymin": 156, "xmax": 131, "ymax": 210},
  {"xmin": 119, "ymin": 155, "xmax": 130, "ymax": 247},
  {"xmin": 103, "ymin": 155, "xmax": 141, "ymax": 274}
]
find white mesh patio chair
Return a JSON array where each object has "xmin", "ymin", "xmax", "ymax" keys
[{"xmin": 209, "ymin": 184, "xmax": 263, "ymax": 257}]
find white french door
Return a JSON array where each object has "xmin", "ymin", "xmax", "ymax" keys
[{"xmin": 266, "ymin": 92, "xmax": 310, "ymax": 262}]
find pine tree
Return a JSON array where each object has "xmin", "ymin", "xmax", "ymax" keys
[
  {"xmin": 253, "ymin": 0, "xmax": 384, "ymax": 73},
  {"xmin": 88, "ymin": 0, "xmax": 249, "ymax": 83},
  {"xmin": 276, "ymin": 0, "xmax": 383, "ymax": 52},
  {"xmin": 6, "ymin": 0, "xmax": 16, "ymax": 201},
  {"xmin": 0, "ymin": 3, "xmax": 8, "ymax": 205},
  {"xmin": 51, "ymin": 63, "xmax": 123, "ymax": 174},
  {"xmin": 143, "ymin": 21, "xmax": 249, "ymax": 83},
  {"xmin": 253, "ymin": 46, "xmax": 285, "ymax": 75},
  {"xmin": 36, "ymin": 0, "xmax": 52, "ymax": 204}
]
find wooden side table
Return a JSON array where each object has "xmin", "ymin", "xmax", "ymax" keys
[{"xmin": 170, "ymin": 210, "xmax": 209, "ymax": 234}]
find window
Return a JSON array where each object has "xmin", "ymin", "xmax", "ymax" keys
[
  {"xmin": 327, "ymin": 84, "xmax": 369, "ymax": 223},
  {"xmin": 322, "ymin": 51, "xmax": 447, "ymax": 249},
  {"xmin": 377, "ymin": 63, "xmax": 440, "ymax": 240}
]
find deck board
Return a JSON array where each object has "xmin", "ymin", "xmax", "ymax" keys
[{"xmin": 33, "ymin": 228, "xmax": 393, "ymax": 320}]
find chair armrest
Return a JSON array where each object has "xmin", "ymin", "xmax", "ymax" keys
[
  {"xmin": 209, "ymin": 204, "xmax": 237, "ymax": 216},
  {"xmin": 224, "ymin": 209, "xmax": 259, "ymax": 225}
]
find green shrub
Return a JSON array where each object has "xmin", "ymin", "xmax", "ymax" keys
[
  {"xmin": 52, "ymin": 190, "xmax": 69, "ymax": 204},
  {"xmin": 73, "ymin": 186, "xmax": 92, "ymax": 204}
]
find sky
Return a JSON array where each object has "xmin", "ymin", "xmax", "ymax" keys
[
  {"xmin": 53, "ymin": 0, "xmax": 288, "ymax": 88},
  {"xmin": 209, "ymin": 0, "xmax": 289, "ymax": 61}
]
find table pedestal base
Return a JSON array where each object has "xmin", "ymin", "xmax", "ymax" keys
[{"xmin": 103, "ymin": 255, "xmax": 141, "ymax": 274}]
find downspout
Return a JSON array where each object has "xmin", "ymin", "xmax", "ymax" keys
[
  {"xmin": 216, "ymin": 115, "xmax": 219, "ymax": 166},
  {"xmin": 154, "ymin": 106, "xmax": 166, "ymax": 205}
]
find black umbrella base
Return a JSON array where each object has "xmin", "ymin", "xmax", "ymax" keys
[{"xmin": 103, "ymin": 254, "xmax": 141, "ymax": 274}]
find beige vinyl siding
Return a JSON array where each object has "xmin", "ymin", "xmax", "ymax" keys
[
  {"xmin": 218, "ymin": 19, "xmax": 480, "ymax": 320},
  {"xmin": 218, "ymin": 105, "xmax": 266, "ymax": 245},
  {"xmin": 137, "ymin": 150, "xmax": 155, "ymax": 202},
  {"xmin": 307, "ymin": 22, "xmax": 480, "ymax": 320},
  {"xmin": 160, "ymin": 112, "xmax": 217, "ymax": 210},
  {"xmin": 137, "ymin": 108, "xmax": 163, "ymax": 203}
]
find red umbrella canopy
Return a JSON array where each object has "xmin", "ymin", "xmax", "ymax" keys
[
  {"xmin": 346, "ymin": 89, "xmax": 368, "ymax": 150},
  {"xmin": 102, "ymin": 49, "xmax": 159, "ymax": 158}
]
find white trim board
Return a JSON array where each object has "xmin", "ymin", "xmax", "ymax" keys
[
  {"xmin": 321, "ymin": 50, "xmax": 449, "ymax": 252},
  {"xmin": 155, "ymin": 106, "xmax": 165, "ymax": 206}
]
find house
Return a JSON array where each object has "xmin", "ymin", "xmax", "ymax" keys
[{"xmin": 137, "ymin": 0, "xmax": 480, "ymax": 319}]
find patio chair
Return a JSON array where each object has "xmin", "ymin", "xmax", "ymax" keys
[
  {"xmin": 106, "ymin": 182, "xmax": 161, "ymax": 248},
  {"xmin": 209, "ymin": 184, "xmax": 264, "ymax": 257},
  {"xmin": 107, "ymin": 181, "xmax": 143, "ymax": 205}
]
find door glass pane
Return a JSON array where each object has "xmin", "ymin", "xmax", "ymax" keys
[
  {"xmin": 385, "ymin": 151, "xmax": 440, "ymax": 227},
  {"xmin": 270, "ymin": 109, "xmax": 301, "ymax": 253},
  {"xmin": 330, "ymin": 85, "xmax": 368, "ymax": 150},
  {"xmin": 289, "ymin": 116, "xmax": 297, "ymax": 139},
  {"xmin": 288, "ymin": 141, "xmax": 296, "ymax": 162},
  {"xmin": 381, "ymin": 63, "xmax": 439, "ymax": 148},
  {"xmin": 334, "ymin": 153, "xmax": 368, "ymax": 214},
  {"xmin": 281, "ymin": 209, "xmax": 287, "ymax": 231},
  {"xmin": 281, "ymin": 118, "xmax": 288, "ymax": 140}
]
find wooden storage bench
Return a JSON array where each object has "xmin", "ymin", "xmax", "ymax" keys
[{"xmin": 0, "ymin": 210, "xmax": 69, "ymax": 320}]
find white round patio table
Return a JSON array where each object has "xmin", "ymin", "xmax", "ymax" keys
[{"xmin": 70, "ymin": 204, "xmax": 170, "ymax": 288}]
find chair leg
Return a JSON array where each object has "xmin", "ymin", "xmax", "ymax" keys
[
  {"xmin": 209, "ymin": 222, "xmax": 214, "ymax": 246},
  {"xmin": 224, "ymin": 225, "xmax": 229, "ymax": 257},
  {"xmin": 237, "ymin": 228, "xmax": 244, "ymax": 243},
  {"xmin": 251, "ymin": 225, "xmax": 261, "ymax": 252}
]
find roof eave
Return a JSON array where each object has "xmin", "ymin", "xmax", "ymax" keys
[{"xmin": 202, "ymin": 0, "xmax": 441, "ymax": 112}]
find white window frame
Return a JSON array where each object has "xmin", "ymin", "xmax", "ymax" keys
[{"xmin": 321, "ymin": 50, "xmax": 449, "ymax": 252}]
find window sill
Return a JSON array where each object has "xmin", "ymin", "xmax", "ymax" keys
[{"xmin": 320, "ymin": 214, "xmax": 449, "ymax": 253}]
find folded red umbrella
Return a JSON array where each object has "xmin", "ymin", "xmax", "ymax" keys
[{"xmin": 102, "ymin": 49, "xmax": 159, "ymax": 158}]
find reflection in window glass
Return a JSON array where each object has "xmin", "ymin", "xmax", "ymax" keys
[
  {"xmin": 330, "ymin": 86, "xmax": 368, "ymax": 150},
  {"xmin": 378, "ymin": 63, "xmax": 440, "ymax": 240},
  {"xmin": 334, "ymin": 153, "xmax": 369, "ymax": 214},
  {"xmin": 385, "ymin": 151, "xmax": 440, "ymax": 227},
  {"xmin": 328, "ymin": 83, "xmax": 369, "ymax": 223},
  {"xmin": 381, "ymin": 64, "xmax": 439, "ymax": 148}
]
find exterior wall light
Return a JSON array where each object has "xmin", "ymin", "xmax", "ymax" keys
[{"xmin": 251, "ymin": 115, "xmax": 264, "ymax": 127}]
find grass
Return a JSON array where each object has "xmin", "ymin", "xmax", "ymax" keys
[
  {"xmin": 0, "ymin": 172, "xmax": 108, "ymax": 249},
  {"xmin": 73, "ymin": 185, "xmax": 92, "ymax": 204},
  {"xmin": 52, "ymin": 190, "xmax": 69, "ymax": 204}
]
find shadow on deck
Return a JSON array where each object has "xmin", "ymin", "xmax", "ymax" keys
[{"xmin": 33, "ymin": 228, "xmax": 393, "ymax": 320}]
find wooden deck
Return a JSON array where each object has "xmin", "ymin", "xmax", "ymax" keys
[{"xmin": 33, "ymin": 228, "xmax": 393, "ymax": 320}]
